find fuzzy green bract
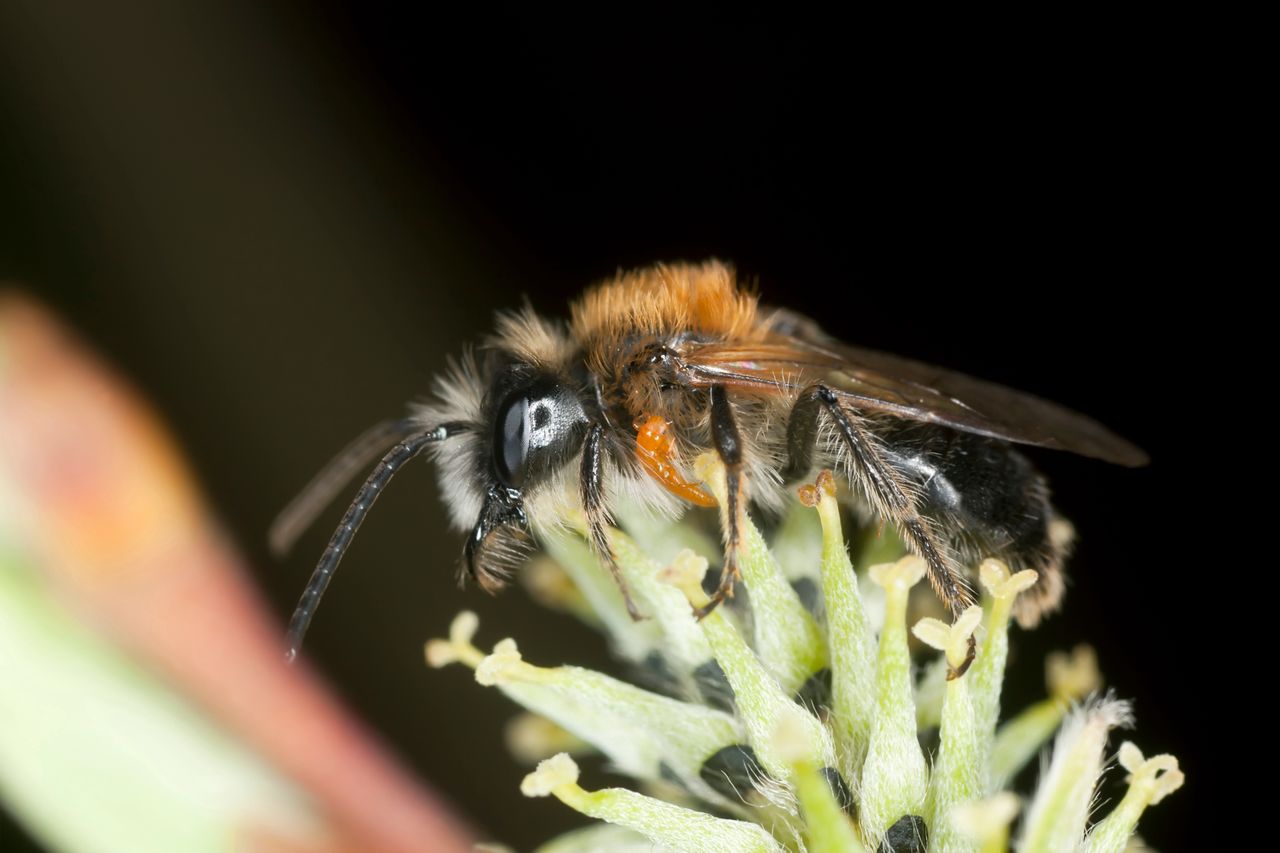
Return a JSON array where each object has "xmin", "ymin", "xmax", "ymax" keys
[{"xmin": 428, "ymin": 457, "xmax": 1182, "ymax": 852}]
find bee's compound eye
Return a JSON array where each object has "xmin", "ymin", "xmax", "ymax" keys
[
  {"xmin": 494, "ymin": 392, "xmax": 529, "ymax": 488},
  {"xmin": 490, "ymin": 376, "xmax": 588, "ymax": 492}
]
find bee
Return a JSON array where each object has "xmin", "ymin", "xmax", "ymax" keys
[{"xmin": 276, "ymin": 261, "xmax": 1146, "ymax": 665}]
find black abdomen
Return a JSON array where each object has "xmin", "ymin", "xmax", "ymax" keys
[{"xmin": 877, "ymin": 422, "xmax": 1062, "ymax": 580}]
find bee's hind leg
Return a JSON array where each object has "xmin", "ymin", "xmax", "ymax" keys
[
  {"xmin": 786, "ymin": 385, "xmax": 978, "ymax": 677},
  {"xmin": 694, "ymin": 385, "xmax": 746, "ymax": 620},
  {"xmin": 580, "ymin": 422, "xmax": 645, "ymax": 621}
]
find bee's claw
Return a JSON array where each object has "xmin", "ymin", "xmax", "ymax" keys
[
  {"xmin": 946, "ymin": 634, "xmax": 978, "ymax": 681},
  {"xmin": 693, "ymin": 564, "xmax": 738, "ymax": 620},
  {"xmin": 692, "ymin": 595, "xmax": 724, "ymax": 621},
  {"xmin": 622, "ymin": 588, "xmax": 648, "ymax": 622}
]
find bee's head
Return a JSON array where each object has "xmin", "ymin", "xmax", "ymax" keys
[
  {"xmin": 422, "ymin": 344, "xmax": 590, "ymax": 592},
  {"xmin": 279, "ymin": 307, "xmax": 593, "ymax": 659}
]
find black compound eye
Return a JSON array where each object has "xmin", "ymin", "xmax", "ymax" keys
[
  {"xmin": 489, "ymin": 376, "xmax": 588, "ymax": 493},
  {"xmin": 493, "ymin": 392, "xmax": 529, "ymax": 487}
]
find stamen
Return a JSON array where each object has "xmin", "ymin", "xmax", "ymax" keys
[
  {"xmin": 772, "ymin": 708, "xmax": 867, "ymax": 852},
  {"xmin": 859, "ymin": 555, "xmax": 930, "ymax": 843},
  {"xmin": 659, "ymin": 549, "xmax": 834, "ymax": 788},
  {"xmin": 990, "ymin": 644, "xmax": 1102, "ymax": 787},
  {"xmin": 914, "ymin": 606, "xmax": 983, "ymax": 850},
  {"xmin": 950, "ymin": 793, "xmax": 1020, "ymax": 853},
  {"xmin": 1020, "ymin": 696, "xmax": 1134, "ymax": 850},
  {"xmin": 504, "ymin": 713, "xmax": 592, "ymax": 765},
  {"xmin": 521, "ymin": 753, "xmax": 786, "ymax": 853},
  {"xmin": 438, "ymin": 612, "xmax": 743, "ymax": 805},
  {"xmin": 972, "ymin": 560, "xmax": 1039, "ymax": 787},
  {"xmin": 695, "ymin": 453, "xmax": 826, "ymax": 695},
  {"xmin": 806, "ymin": 472, "xmax": 876, "ymax": 782},
  {"xmin": 1081, "ymin": 743, "xmax": 1184, "ymax": 851}
]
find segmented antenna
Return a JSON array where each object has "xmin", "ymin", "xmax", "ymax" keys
[
  {"xmin": 285, "ymin": 424, "xmax": 456, "ymax": 662},
  {"xmin": 269, "ymin": 417, "xmax": 420, "ymax": 558}
]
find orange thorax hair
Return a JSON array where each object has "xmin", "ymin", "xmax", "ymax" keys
[
  {"xmin": 571, "ymin": 261, "xmax": 771, "ymax": 426},
  {"xmin": 571, "ymin": 261, "xmax": 767, "ymax": 370}
]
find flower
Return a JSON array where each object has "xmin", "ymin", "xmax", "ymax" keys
[{"xmin": 428, "ymin": 456, "xmax": 1182, "ymax": 852}]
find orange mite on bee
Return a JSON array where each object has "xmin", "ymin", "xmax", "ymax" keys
[{"xmin": 275, "ymin": 261, "xmax": 1146, "ymax": 665}]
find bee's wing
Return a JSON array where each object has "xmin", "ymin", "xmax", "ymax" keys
[{"xmin": 682, "ymin": 328, "xmax": 1148, "ymax": 467}]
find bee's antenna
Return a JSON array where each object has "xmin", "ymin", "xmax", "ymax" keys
[
  {"xmin": 285, "ymin": 423, "xmax": 462, "ymax": 662},
  {"xmin": 269, "ymin": 417, "xmax": 421, "ymax": 558}
]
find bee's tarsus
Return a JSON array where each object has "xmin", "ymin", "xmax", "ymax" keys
[
  {"xmin": 707, "ymin": 385, "xmax": 749, "ymax": 619},
  {"xmin": 623, "ymin": 595, "xmax": 647, "ymax": 622},
  {"xmin": 692, "ymin": 591, "xmax": 727, "ymax": 622},
  {"xmin": 695, "ymin": 557, "xmax": 740, "ymax": 620},
  {"xmin": 580, "ymin": 421, "xmax": 646, "ymax": 621}
]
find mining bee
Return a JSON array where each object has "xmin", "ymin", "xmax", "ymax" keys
[{"xmin": 276, "ymin": 261, "xmax": 1146, "ymax": 666}]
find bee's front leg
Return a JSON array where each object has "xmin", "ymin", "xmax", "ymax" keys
[
  {"xmin": 580, "ymin": 422, "xmax": 645, "ymax": 621},
  {"xmin": 694, "ymin": 385, "xmax": 746, "ymax": 620}
]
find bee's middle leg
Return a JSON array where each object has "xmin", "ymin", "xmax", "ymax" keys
[{"xmin": 694, "ymin": 385, "xmax": 746, "ymax": 619}]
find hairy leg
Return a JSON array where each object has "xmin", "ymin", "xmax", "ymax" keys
[
  {"xmin": 694, "ymin": 385, "xmax": 747, "ymax": 619},
  {"xmin": 786, "ymin": 386, "xmax": 977, "ymax": 675},
  {"xmin": 580, "ymin": 422, "xmax": 644, "ymax": 620}
]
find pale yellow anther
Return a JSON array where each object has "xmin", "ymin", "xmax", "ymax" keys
[
  {"xmin": 913, "ymin": 605, "xmax": 983, "ymax": 670},
  {"xmin": 450, "ymin": 610, "xmax": 480, "ymax": 646},
  {"xmin": 520, "ymin": 752, "xmax": 581, "ymax": 797},
  {"xmin": 868, "ymin": 554, "xmax": 927, "ymax": 590},
  {"xmin": 1148, "ymin": 767, "xmax": 1185, "ymax": 805},
  {"xmin": 1004, "ymin": 570, "xmax": 1038, "ymax": 597},
  {"xmin": 979, "ymin": 559, "xmax": 1039, "ymax": 601},
  {"xmin": 1049, "ymin": 517, "xmax": 1075, "ymax": 550},
  {"xmin": 770, "ymin": 704, "xmax": 816, "ymax": 765},
  {"xmin": 656, "ymin": 549, "xmax": 711, "ymax": 609},
  {"xmin": 1046, "ymin": 645, "xmax": 1101, "ymax": 701},
  {"xmin": 979, "ymin": 558, "xmax": 1011, "ymax": 591},
  {"xmin": 505, "ymin": 714, "xmax": 590, "ymax": 765},
  {"xmin": 424, "ymin": 610, "xmax": 485, "ymax": 669},
  {"xmin": 560, "ymin": 507, "xmax": 588, "ymax": 530},
  {"xmin": 692, "ymin": 452, "xmax": 725, "ymax": 499},
  {"xmin": 424, "ymin": 640, "xmax": 459, "ymax": 669},
  {"xmin": 912, "ymin": 618, "xmax": 951, "ymax": 652},
  {"xmin": 1139, "ymin": 754, "xmax": 1180, "ymax": 780},
  {"xmin": 954, "ymin": 605, "xmax": 983, "ymax": 642},
  {"xmin": 476, "ymin": 638, "xmax": 524, "ymax": 686},
  {"xmin": 1118, "ymin": 741, "xmax": 1144, "ymax": 773},
  {"xmin": 950, "ymin": 792, "xmax": 1020, "ymax": 841},
  {"xmin": 522, "ymin": 557, "xmax": 579, "ymax": 607},
  {"xmin": 1118, "ymin": 742, "xmax": 1184, "ymax": 805}
]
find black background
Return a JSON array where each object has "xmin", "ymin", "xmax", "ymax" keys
[{"xmin": 2, "ymin": 4, "xmax": 1219, "ymax": 850}]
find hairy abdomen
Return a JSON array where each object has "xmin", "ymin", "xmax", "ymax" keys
[{"xmin": 877, "ymin": 422, "xmax": 1070, "ymax": 626}]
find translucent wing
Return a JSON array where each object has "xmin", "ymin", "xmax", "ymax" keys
[{"xmin": 681, "ymin": 314, "xmax": 1147, "ymax": 467}]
